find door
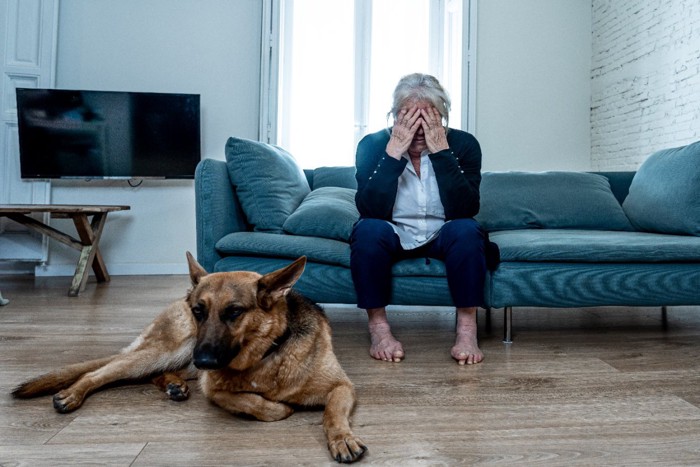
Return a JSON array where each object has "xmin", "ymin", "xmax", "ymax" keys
[{"xmin": 0, "ymin": 0, "xmax": 57, "ymax": 263}]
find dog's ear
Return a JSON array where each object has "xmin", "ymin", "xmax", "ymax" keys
[
  {"xmin": 186, "ymin": 251, "xmax": 208, "ymax": 286},
  {"xmin": 257, "ymin": 256, "xmax": 307, "ymax": 310}
]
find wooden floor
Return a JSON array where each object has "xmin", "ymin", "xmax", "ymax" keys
[{"xmin": 1, "ymin": 275, "xmax": 700, "ymax": 466}]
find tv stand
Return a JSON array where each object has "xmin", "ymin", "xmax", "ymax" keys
[{"xmin": 0, "ymin": 204, "xmax": 130, "ymax": 296}]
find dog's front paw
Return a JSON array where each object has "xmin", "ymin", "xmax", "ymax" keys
[
  {"xmin": 165, "ymin": 381, "xmax": 190, "ymax": 401},
  {"xmin": 52, "ymin": 390, "xmax": 84, "ymax": 413},
  {"xmin": 258, "ymin": 402, "xmax": 294, "ymax": 422},
  {"xmin": 328, "ymin": 434, "xmax": 367, "ymax": 463}
]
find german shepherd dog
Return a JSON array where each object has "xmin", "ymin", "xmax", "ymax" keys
[{"xmin": 12, "ymin": 253, "xmax": 367, "ymax": 463}]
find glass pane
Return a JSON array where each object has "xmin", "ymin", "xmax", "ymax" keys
[
  {"xmin": 282, "ymin": 0, "xmax": 355, "ymax": 168},
  {"xmin": 368, "ymin": 0, "xmax": 430, "ymax": 133},
  {"xmin": 276, "ymin": 0, "xmax": 463, "ymax": 166}
]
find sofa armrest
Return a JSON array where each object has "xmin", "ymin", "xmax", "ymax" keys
[{"xmin": 195, "ymin": 158, "xmax": 248, "ymax": 272}]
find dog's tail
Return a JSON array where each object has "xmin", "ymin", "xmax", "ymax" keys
[{"xmin": 11, "ymin": 356, "xmax": 117, "ymax": 399}]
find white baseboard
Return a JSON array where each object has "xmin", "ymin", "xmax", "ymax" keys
[
  {"xmin": 0, "ymin": 263, "xmax": 36, "ymax": 275},
  {"xmin": 34, "ymin": 263, "xmax": 188, "ymax": 277}
]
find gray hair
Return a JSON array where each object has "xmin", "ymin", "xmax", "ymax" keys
[{"xmin": 388, "ymin": 73, "xmax": 451, "ymax": 127}]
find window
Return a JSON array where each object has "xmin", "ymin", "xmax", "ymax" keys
[{"xmin": 260, "ymin": 0, "xmax": 475, "ymax": 168}]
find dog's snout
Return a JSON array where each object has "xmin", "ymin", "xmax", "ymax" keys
[
  {"xmin": 193, "ymin": 343, "xmax": 240, "ymax": 370},
  {"xmin": 193, "ymin": 344, "xmax": 223, "ymax": 369}
]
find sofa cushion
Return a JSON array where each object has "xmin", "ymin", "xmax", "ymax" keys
[
  {"xmin": 216, "ymin": 232, "xmax": 351, "ymax": 267},
  {"xmin": 391, "ymin": 258, "xmax": 447, "ymax": 277},
  {"xmin": 283, "ymin": 187, "xmax": 359, "ymax": 241},
  {"xmin": 490, "ymin": 229, "xmax": 700, "ymax": 263},
  {"xmin": 476, "ymin": 172, "xmax": 633, "ymax": 232},
  {"xmin": 225, "ymin": 137, "xmax": 310, "ymax": 233},
  {"xmin": 215, "ymin": 232, "xmax": 449, "ymax": 277},
  {"xmin": 622, "ymin": 140, "xmax": 700, "ymax": 236}
]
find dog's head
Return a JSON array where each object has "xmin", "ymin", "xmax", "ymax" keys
[{"xmin": 184, "ymin": 252, "xmax": 306, "ymax": 371}]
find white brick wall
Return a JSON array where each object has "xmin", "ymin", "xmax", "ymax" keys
[{"xmin": 591, "ymin": 0, "xmax": 700, "ymax": 170}]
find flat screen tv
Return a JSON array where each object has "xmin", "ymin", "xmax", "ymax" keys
[{"xmin": 16, "ymin": 88, "xmax": 201, "ymax": 179}]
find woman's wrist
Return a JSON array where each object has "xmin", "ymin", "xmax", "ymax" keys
[
  {"xmin": 385, "ymin": 142, "xmax": 403, "ymax": 159},
  {"xmin": 430, "ymin": 144, "xmax": 450, "ymax": 154}
]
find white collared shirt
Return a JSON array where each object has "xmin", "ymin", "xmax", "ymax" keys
[{"xmin": 388, "ymin": 150, "xmax": 446, "ymax": 250}]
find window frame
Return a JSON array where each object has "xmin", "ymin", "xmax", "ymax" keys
[{"xmin": 259, "ymin": 0, "xmax": 477, "ymax": 147}]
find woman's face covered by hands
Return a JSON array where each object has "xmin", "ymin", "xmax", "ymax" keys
[{"xmin": 387, "ymin": 99, "xmax": 448, "ymax": 159}]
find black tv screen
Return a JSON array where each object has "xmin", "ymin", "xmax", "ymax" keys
[{"xmin": 16, "ymin": 88, "xmax": 201, "ymax": 179}]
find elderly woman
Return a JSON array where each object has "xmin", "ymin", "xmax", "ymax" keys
[{"xmin": 350, "ymin": 73, "xmax": 497, "ymax": 365}]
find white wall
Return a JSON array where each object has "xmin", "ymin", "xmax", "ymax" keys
[
  {"xmin": 32, "ymin": 0, "xmax": 595, "ymax": 276},
  {"xmin": 475, "ymin": 0, "xmax": 593, "ymax": 171},
  {"xmin": 41, "ymin": 0, "xmax": 262, "ymax": 275},
  {"xmin": 590, "ymin": 0, "xmax": 700, "ymax": 170}
]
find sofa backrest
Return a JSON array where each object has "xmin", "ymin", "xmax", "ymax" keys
[
  {"xmin": 475, "ymin": 171, "xmax": 636, "ymax": 232},
  {"xmin": 304, "ymin": 167, "xmax": 635, "ymax": 206},
  {"xmin": 305, "ymin": 167, "xmax": 357, "ymax": 190},
  {"xmin": 302, "ymin": 167, "xmax": 637, "ymax": 233},
  {"xmin": 593, "ymin": 171, "xmax": 635, "ymax": 204}
]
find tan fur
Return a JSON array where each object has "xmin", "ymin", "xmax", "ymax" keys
[{"xmin": 12, "ymin": 253, "xmax": 366, "ymax": 463}]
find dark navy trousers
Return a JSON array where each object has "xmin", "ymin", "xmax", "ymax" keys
[{"xmin": 349, "ymin": 218, "xmax": 487, "ymax": 309}]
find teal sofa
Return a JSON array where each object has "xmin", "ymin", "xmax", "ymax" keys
[{"xmin": 195, "ymin": 137, "xmax": 700, "ymax": 340}]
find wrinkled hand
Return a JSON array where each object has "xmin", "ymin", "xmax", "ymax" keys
[
  {"xmin": 386, "ymin": 106, "xmax": 421, "ymax": 159},
  {"xmin": 420, "ymin": 107, "xmax": 449, "ymax": 154}
]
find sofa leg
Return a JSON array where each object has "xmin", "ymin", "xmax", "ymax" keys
[
  {"xmin": 503, "ymin": 307, "xmax": 513, "ymax": 344},
  {"xmin": 661, "ymin": 306, "xmax": 668, "ymax": 329},
  {"xmin": 484, "ymin": 307, "xmax": 492, "ymax": 334}
]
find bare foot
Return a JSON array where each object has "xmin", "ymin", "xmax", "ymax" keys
[
  {"xmin": 368, "ymin": 321, "xmax": 404, "ymax": 362},
  {"xmin": 452, "ymin": 308, "xmax": 483, "ymax": 365}
]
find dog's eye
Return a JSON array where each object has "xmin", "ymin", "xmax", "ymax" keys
[
  {"xmin": 191, "ymin": 304, "xmax": 207, "ymax": 322},
  {"xmin": 221, "ymin": 305, "xmax": 245, "ymax": 322}
]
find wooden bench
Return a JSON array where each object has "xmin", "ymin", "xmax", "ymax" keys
[{"xmin": 0, "ymin": 204, "xmax": 130, "ymax": 296}]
